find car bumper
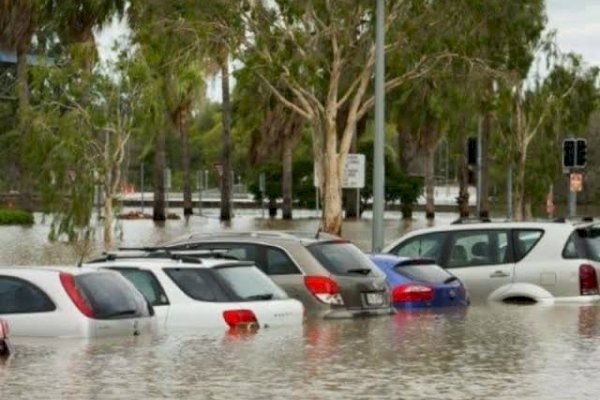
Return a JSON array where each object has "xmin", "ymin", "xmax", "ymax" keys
[
  {"xmin": 321, "ymin": 306, "xmax": 395, "ymax": 319},
  {"xmin": 539, "ymin": 294, "xmax": 600, "ymax": 305}
]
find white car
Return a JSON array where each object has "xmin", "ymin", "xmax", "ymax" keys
[
  {"xmin": 383, "ymin": 221, "xmax": 600, "ymax": 304},
  {"xmin": 82, "ymin": 254, "xmax": 304, "ymax": 330},
  {"xmin": 0, "ymin": 268, "xmax": 156, "ymax": 337}
]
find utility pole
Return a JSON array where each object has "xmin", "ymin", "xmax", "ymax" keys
[{"xmin": 372, "ymin": 0, "xmax": 386, "ymax": 252}]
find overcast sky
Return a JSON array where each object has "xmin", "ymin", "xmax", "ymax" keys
[{"xmin": 96, "ymin": 1, "xmax": 600, "ymax": 100}]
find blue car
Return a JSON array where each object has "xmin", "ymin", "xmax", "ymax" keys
[{"xmin": 369, "ymin": 254, "xmax": 469, "ymax": 310}]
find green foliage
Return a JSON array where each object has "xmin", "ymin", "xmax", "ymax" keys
[{"xmin": 0, "ymin": 209, "xmax": 34, "ymax": 225}]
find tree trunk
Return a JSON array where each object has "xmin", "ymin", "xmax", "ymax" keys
[
  {"xmin": 16, "ymin": 44, "xmax": 33, "ymax": 212},
  {"xmin": 457, "ymin": 137, "xmax": 470, "ymax": 218},
  {"xmin": 281, "ymin": 137, "xmax": 293, "ymax": 220},
  {"xmin": 220, "ymin": 57, "xmax": 232, "ymax": 221},
  {"xmin": 514, "ymin": 150, "xmax": 527, "ymax": 221},
  {"xmin": 153, "ymin": 129, "xmax": 166, "ymax": 221},
  {"xmin": 268, "ymin": 197, "xmax": 277, "ymax": 218},
  {"xmin": 103, "ymin": 192, "xmax": 114, "ymax": 250},
  {"xmin": 179, "ymin": 111, "xmax": 193, "ymax": 215},
  {"xmin": 424, "ymin": 145, "xmax": 435, "ymax": 219},
  {"xmin": 479, "ymin": 111, "xmax": 491, "ymax": 218},
  {"xmin": 320, "ymin": 121, "xmax": 343, "ymax": 235}
]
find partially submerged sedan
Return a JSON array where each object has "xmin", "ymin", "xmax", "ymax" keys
[
  {"xmin": 82, "ymin": 253, "xmax": 304, "ymax": 330},
  {"xmin": 368, "ymin": 254, "xmax": 469, "ymax": 310},
  {"xmin": 0, "ymin": 268, "xmax": 156, "ymax": 337}
]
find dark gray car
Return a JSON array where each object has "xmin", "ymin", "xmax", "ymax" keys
[{"xmin": 161, "ymin": 231, "xmax": 393, "ymax": 319}]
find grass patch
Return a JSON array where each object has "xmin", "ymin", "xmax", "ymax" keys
[{"xmin": 0, "ymin": 209, "xmax": 34, "ymax": 225}]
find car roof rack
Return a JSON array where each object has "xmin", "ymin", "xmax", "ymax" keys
[
  {"xmin": 450, "ymin": 217, "xmax": 492, "ymax": 225},
  {"xmin": 86, "ymin": 250, "xmax": 203, "ymax": 264}
]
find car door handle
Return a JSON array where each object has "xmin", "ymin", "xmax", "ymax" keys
[{"xmin": 490, "ymin": 270, "xmax": 510, "ymax": 278}]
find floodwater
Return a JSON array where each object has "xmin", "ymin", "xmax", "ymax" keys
[{"xmin": 1, "ymin": 209, "xmax": 600, "ymax": 399}]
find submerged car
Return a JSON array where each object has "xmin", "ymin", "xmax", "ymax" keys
[
  {"xmin": 369, "ymin": 254, "xmax": 469, "ymax": 309},
  {"xmin": 158, "ymin": 231, "xmax": 393, "ymax": 319},
  {"xmin": 82, "ymin": 253, "xmax": 304, "ymax": 330},
  {"xmin": 0, "ymin": 268, "xmax": 156, "ymax": 337},
  {"xmin": 383, "ymin": 221, "xmax": 600, "ymax": 304}
]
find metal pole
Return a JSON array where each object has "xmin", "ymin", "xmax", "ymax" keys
[
  {"xmin": 140, "ymin": 162, "xmax": 145, "ymax": 214},
  {"xmin": 196, "ymin": 169, "xmax": 204, "ymax": 215},
  {"xmin": 507, "ymin": 164, "xmax": 512, "ymax": 220},
  {"xmin": 569, "ymin": 188, "xmax": 576, "ymax": 218},
  {"xmin": 372, "ymin": 0, "xmax": 386, "ymax": 252},
  {"xmin": 476, "ymin": 116, "xmax": 483, "ymax": 216},
  {"xmin": 356, "ymin": 188, "xmax": 360, "ymax": 218}
]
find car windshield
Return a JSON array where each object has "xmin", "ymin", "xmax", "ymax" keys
[
  {"xmin": 577, "ymin": 228, "xmax": 600, "ymax": 261},
  {"xmin": 307, "ymin": 242, "xmax": 381, "ymax": 276},
  {"xmin": 394, "ymin": 264, "xmax": 456, "ymax": 285},
  {"xmin": 75, "ymin": 272, "xmax": 152, "ymax": 319},
  {"xmin": 213, "ymin": 266, "xmax": 288, "ymax": 301}
]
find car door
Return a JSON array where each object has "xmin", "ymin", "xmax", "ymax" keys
[
  {"xmin": 0, "ymin": 276, "xmax": 57, "ymax": 337},
  {"xmin": 108, "ymin": 267, "xmax": 171, "ymax": 329},
  {"xmin": 442, "ymin": 229, "xmax": 513, "ymax": 302}
]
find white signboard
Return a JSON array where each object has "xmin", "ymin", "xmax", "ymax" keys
[{"xmin": 314, "ymin": 154, "xmax": 366, "ymax": 189}]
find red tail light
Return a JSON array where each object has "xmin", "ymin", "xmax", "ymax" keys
[
  {"xmin": 392, "ymin": 285, "xmax": 434, "ymax": 303},
  {"xmin": 0, "ymin": 319, "xmax": 9, "ymax": 339},
  {"xmin": 60, "ymin": 273, "xmax": 95, "ymax": 318},
  {"xmin": 579, "ymin": 264, "xmax": 599, "ymax": 296},
  {"xmin": 304, "ymin": 276, "xmax": 344, "ymax": 305},
  {"xmin": 223, "ymin": 309, "xmax": 258, "ymax": 329}
]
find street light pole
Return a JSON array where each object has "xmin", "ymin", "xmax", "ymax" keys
[{"xmin": 372, "ymin": 0, "xmax": 385, "ymax": 252}]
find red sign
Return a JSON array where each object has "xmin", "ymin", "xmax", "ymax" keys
[{"xmin": 213, "ymin": 162, "xmax": 223, "ymax": 180}]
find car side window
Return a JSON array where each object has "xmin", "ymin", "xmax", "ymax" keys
[
  {"xmin": 265, "ymin": 248, "xmax": 301, "ymax": 275},
  {"xmin": 513, "ymin": 230, "xmax": 544, "ymax": 262},
  {"xmin": 109, "ymin": 268, "xmax": 169, "ymax": 306},
  {"xmin": 390, "ymin": 233, "xmax": 445, "ymax": 263},
  {"xmin": 0, "ymin": 276, "xmax": 56, "ymax": 314},
  {"xmin": 562, "ymin": 233, "xmax": 580, "ymax": 259},
  {"xmin": 164, "ymin": 268, "xmax": 229, "ymax": 302},
  {"xmin": 447, "ymin": 230, "xmax": 509, "ymax": 268}
]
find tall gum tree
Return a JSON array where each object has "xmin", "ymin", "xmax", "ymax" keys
[{"xmin": 242, "ymin": 0, "xmax": 452, "ymax": 234}]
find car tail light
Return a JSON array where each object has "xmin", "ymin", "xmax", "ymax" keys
[
  {"xmin": 392, "ymin": 285, "xmax": 434, "ymax": 303},
  {"xmin": 579, "ymin": 264, "xmax": 599, "ymax": 296},
  {"xmin": 304, "ymin": 276, "xmax": 344, "ymax": 305},
  {"xmin": 223, "ymin": 309, "xmax": 258, "ymax": 330},
  {"xmin": 60, "ymin": 273, "xmax": 95, "ymax": 318},
  {"xmin": 0, "ymin": 319, "xmax": 9, "ymax": 338}
]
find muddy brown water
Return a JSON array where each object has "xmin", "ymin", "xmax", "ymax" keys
[{"xmin": 1, "ymin": 209, "xmax": 600, "ymax": 399}]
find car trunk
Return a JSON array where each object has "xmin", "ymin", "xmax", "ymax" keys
[{"xmin": 307, "ymin": 241, "xmax": 391, "ymax": 312}]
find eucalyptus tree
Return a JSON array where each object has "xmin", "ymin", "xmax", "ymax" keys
[
  {"xmin": 240, "ymin": 1, "xmax": 454, "ymax": 234},
  {"xmin": 42, "ymin": 0, "xmax": 126, "ymax": 72}
]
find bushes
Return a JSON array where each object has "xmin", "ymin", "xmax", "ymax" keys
[{"xmin": 0, "ymin": 209, "xmax": 34, "ymax": 225}]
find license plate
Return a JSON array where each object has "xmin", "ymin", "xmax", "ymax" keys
[{"xmin": 365, "ymin": 292, "xmax": 384, "ymax": 306}]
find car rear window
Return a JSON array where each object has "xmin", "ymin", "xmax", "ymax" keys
[
  {"xmin": 75, "ymin": 272, "xmax": 152, "ymax": 319},
  {"xmin": 307, "ymin": 242, "xmax": 381, "ymax": 276},
  {"xmin": 0, "ymin": 276, "xmax": 56, "ymax": 314},
  {"xmin": 394, "ymin": 264, "xmax": 456, "ymax": 285},
  {"xmin": 213, "ymin": 266, "xmax": 288, "ymax": 301},
  {"xmin": 164, "ymin": 268, "xmax": 231, "ymax": 302}
]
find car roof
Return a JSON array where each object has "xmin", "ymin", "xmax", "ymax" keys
[
  {"xmin": 163, "ymin": 230, "xmax": 344, "ymax": 247},
  {"xmin": 0, "ymin": 266, "xmax": 112, "ymax": 275},
  {"xmin": 81, "ymin": 256, "xmax": 253, "ymax": 270},
  {"xmin": 398, "ymin": 221, "xmax": 584, "ymax": 236}
]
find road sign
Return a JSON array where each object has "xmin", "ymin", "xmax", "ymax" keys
[
  {"xmin": 213, "ymin": 162, "xmax": 223, "ymax": 180},
  {"xmin": 343, "ymin": 154, "xmax": 366, "ymax": 188},
  {"xmin": 313, "ymin": 154, "xmax": 366, "ymax": 189},
  {"xmin": 570, "ymin": 172, "xmax": 583, "ymax": 192}
]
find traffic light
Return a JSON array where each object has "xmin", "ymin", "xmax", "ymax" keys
[
  {"xmin": 576, "ymin": 139, "xmax": 587, "ymax": 167},
  {"xmin": 563, "ymin": 139, "xmax": 575, "ymax": 168}
]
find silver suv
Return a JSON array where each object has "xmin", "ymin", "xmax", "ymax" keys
[
  {"xmin": 383, "ymin": 221, "xmax": 600, "ymax": 304},
  {"xmin": 161, "ymin": 231, "xmax": 393, "ymax": 319}
]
